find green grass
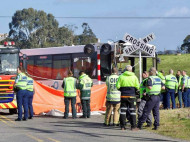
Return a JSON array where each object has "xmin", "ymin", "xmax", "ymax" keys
[
  {"xmin": 145, "ymin": 108, "xmax": 190, "ymax": 141},
  {"xmin": 157, "ymin": 54, "xmax": 190, "ymax": 74},
  {"xmin": 117, "ymin": 54, "xmax": 190, "ymax": 78}
]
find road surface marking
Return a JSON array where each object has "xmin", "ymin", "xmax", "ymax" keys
[
  {"xmin": 0, "ymin": 117, "xmax": 12, "ymax": 126},
  {"xmin": 26, "ymin": 134, "xmax": 44, "ymax": 142},
  {"xmin": 0, "ymin": 115, "xmax": 16, "ymax": 124},
  {"xmin": 47, "ymin": 137, "xmax": 61, "ymax": 142}
]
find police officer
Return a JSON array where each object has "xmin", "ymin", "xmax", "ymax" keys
[
  {"xmin": 26, "ymin": 75, "xmax": 34, "ymax": 119},
  {"xmin": 138, "ymin": 67, "xmax": 165, "ymax": 130},
  {"xmin": 78, "ymin": 71, "xmax": 93, "ymax": 118},
  {"xmin": 181, "ymin": 70, "xmax": 190, "ymax": 107},
  {"xmin": 176, "ymin": 70, "xmax": 183, "ymax": 108},
  {"xmin": 156, "ymin": 70, "xmax": 166, "ymax": 108},
  {"xmin": 14, "ymin": 66, "xmax": 28, "ymax": 121},
  {"xmin": 138, "ymin": 71, "xmax": 152, "ymax": 127},
  {"xmin": 104, "ymin": 67, "xmax": 121, "ymax": 126},
  {"xmin": 62, "ymin": 70, "xmax": 77, "ymax": 119},
  {"xmin": 165, "ymin": 69, "xmax": 178, "ymax": 109},
  {"xmin": 116, "ymin": 65, "xmax": 139, "ymax": 131}
]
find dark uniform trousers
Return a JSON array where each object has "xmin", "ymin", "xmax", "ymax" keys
[
  {"xmin": 120, "ymin": 98, "xmax": 136, "ymax": 128},
  {"xmin": 138, "ymin": 95, "xmax": 160, "ymax": 128},
  {"xmin": 182, "ymin": 89, "xmax": 190, "ymax": 107},
  {"xmin": 16, "ymin": 90, "xmax": 28, "ymax": 120},
  {"xmin": 81, "ymin": 99, "xmax": 90, "ymax": 118},
  {"xmin": 27, "ymin": 91, "xmax": 34, "ymax": 118},
  {"xmin": 64, "ymin": 97, "xmax": 76, "ymax": 118}
]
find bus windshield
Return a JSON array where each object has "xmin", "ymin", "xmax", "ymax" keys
[{"xmin": 0, "ymin": 53, "xmax": 19, "ymax": 75}]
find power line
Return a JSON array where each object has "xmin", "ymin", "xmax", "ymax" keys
[
  {"xmin": 55, "ymin": 16, "xmax": 190, "ymax": 19},
  {"xmin": 1, "ymin": 16, "xmax": 190, "ymax": 19}
]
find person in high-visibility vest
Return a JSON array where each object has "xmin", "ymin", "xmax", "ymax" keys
[
  {"xmin": 78, "ymin": 71, "xmax": 93, "ymax": 118},
  {"xmin": 14, "ymin": 66, "xmax": 28, "ymax": 121},
  {"xmin": 181, "ymin": 70, "xmax": 190, "ymax": 107},
  {"xmin": 26, "ymin": 76, "xmax": 34, "ymax": 119},
  {"xmin": 138, "ymin": 67, "xmax": 165, "ymax": 130},
  {"xmin": 62, "ymin": 70, "xmax": 77, "ymax": 119},
  {"xmin": 104, "ymin": 67, "xmax": 121, "ymax": 126},
  {"xmin": 156, "ymin": 70, "xmax": 166, "ymax": 108},
  {"xmin": 138, "ymin": 71, "xmax": 152, "ymax": 127},
  {"xmin": 165, "ymin": 69, "xmax": 178, "ymax": 109},
  {"xmin": 176, "ymin": 70, "xmax": 183, "ymax": 108},
  {"xmin": 116, "ymin": 65, "xmax": 139, "ymax": 131}
]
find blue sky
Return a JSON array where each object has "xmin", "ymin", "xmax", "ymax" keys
[{"xmin": 0, "ymin": 0, "xmax": 190, "ymax": 51}]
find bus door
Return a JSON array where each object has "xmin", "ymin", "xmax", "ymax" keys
[{"xmin": 73, "ymin": 57, "xmax": 92, "ymax": 78}]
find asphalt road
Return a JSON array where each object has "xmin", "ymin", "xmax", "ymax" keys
[{"xmin": 0, "ymin": 110, "xmax": 188, "ymax": 142}]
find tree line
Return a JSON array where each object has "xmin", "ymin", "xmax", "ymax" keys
[{"xmin": 4, "ymin": 8, "xmax": 98, "ymax": 49}]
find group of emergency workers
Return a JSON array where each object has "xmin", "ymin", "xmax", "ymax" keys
[
  {"xmin": 62, "ymin": 70, "xmax": 93, "ymax": 119},
  {"xmin": 13, "ymin": 64, "xmax": 190, "ymax": 131},
  {"xmin": 14, "ymin": 66, "xmax": 34, "ymax": 121},
  {"xmin": 104, "ymin": 65, "xmax": 190, "ymax": 131},
  {"xmin": 158, "ymin": 69, "xmax": 190, "ymax": 109}
]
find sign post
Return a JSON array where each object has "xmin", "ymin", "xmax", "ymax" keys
[{"xmin": 139, "ymin": 50, "xmax": 142, "ymax": 82}]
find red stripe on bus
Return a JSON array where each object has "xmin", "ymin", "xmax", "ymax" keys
[
  {"xmin": 10, "ymin": 102, "xmax": 17, "ymax": 108},
  {"xmin": 0, "ymin": 105, "xmax": 2, "ymax": 109}
]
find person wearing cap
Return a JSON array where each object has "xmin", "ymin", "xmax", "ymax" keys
[
  {"xmin": 165, "ymin": 69, "xmax": 178, "ymax": 109},
  {"xmin": 116, "ymin": 65, "xmax": 139, "ymax": 131},
  {"xmin": 104, "ymin": 67, "xmax": 121, "ymax": 126},
  {"xmin": 62, "ymin": 70, "xmax": 77, "ymax": 119},
  {"xmin": 138, "ymin": 67, "xmax": 165, "ymax": 130},
  {"xmin": 78, "ymin": 71, "xmax": 93, "ymax": 118},
  {"xmin": 138, "ymin": 71, "xmax": 152, "ymax": 127}
]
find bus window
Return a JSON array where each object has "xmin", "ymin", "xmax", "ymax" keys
[
  {"xmin": 52, "ymin": 55, "xmax": 71, "ymax": 80},
  {"xmin": 73, "ymin": 57, "xmax": 93, "ymax": 78},
  {"xmin": 27, "ymin": 56, "xmax": 34, "ymax": 76},
  {"xmin": 34, "ymin": 55, "xmax": 52, "ymax": 79}
]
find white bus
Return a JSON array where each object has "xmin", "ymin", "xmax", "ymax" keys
[{"xmin": 20, "ymin": 44, "xmax": 113, "ymax": 90}]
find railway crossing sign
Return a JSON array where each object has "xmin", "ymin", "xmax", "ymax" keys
[
  {"xmin": 122, "ymin": 32, "xmax": 156, "ymax": 82},
  {"xmin": 123, "ymin": 33, "xmax": 156, "ymax": 56}
]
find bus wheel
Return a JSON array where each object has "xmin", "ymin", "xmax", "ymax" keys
[{"xmin": 9, "ymin": 109, "xmax": 17, "ymax": 114}]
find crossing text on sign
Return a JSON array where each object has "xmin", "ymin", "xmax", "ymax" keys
[{"xmin": 123, "ymin": 33, "xmax": 155, "ymax": 56}]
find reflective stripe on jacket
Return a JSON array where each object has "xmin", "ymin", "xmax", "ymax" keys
[
  {"xmin": 181, "ymin": 75, "xmax": 190, "ymax": 88},
  {"xmin": 26, "ymin": 77, "xmax": 34, "ymax": 91},
  {"xmin": 106, "ymin": 74, "xmax": 121, "ymax": 102},
  {"xmin": 63, "ymin": 77, "xmax": 77, "ymax": 97},
  {"xmin": 78, "ymin": 74, "xmax": 93, "ymax": 100},
  {"xmin": 146, "ymin": 76, "xmax": 161, "ymax": 95},
  {"xmin": 165, "ymin": 74, "xmax": 178, "ymax": 91},
  {"xmin": 15, "ymin": 73, "xmax": 27, "ymax": 90}
]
